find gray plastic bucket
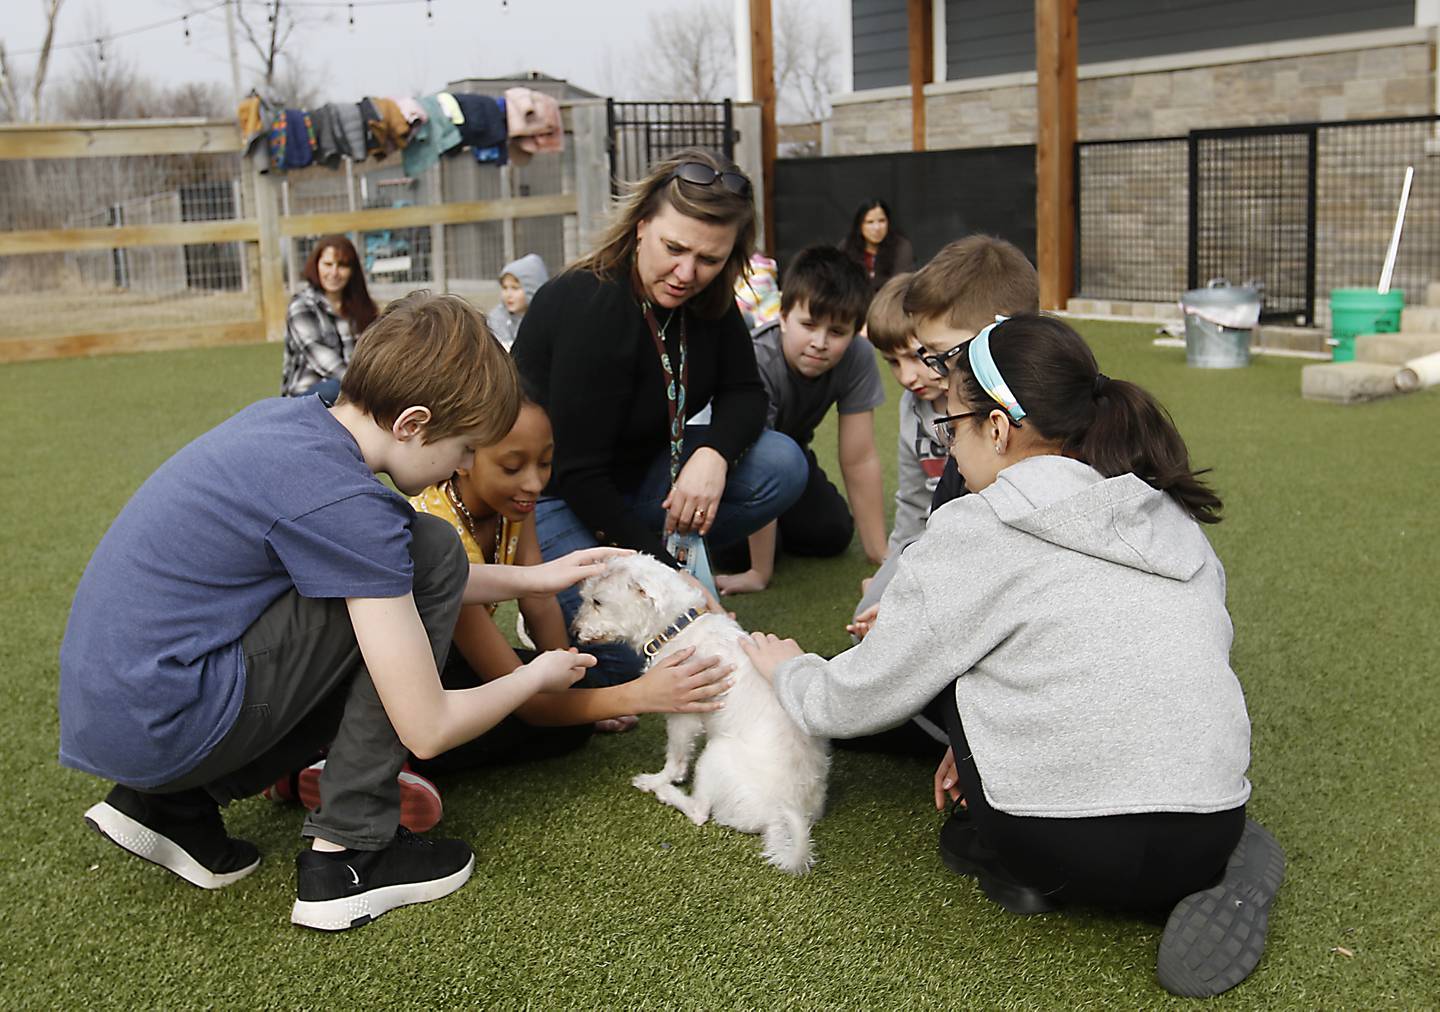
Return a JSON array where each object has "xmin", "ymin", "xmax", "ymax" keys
[{"xmin": 1180, "ymin": 282, "xmax": 1260, "ymax": 369}]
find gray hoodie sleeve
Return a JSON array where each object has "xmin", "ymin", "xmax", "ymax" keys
[
  {"xmin": 888, "ymin": 398, "xmax": 930, "ymax": 556},
  {"xmin": 774, "ymin": 506, "xmax": 1008, "ymax": 738}
]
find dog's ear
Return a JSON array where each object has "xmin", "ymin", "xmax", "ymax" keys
[{"xmin": 622, "ymin": 557, "xmax": 676, "ymax": 608}]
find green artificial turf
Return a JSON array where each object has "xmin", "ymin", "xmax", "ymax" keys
[{"xmin": 2, "ymin": 325, "xmax": 1438, "ymax": 1008}]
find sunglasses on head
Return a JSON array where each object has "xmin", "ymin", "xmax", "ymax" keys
[{"xmin": 669, "ymin": 161, "xmax": 753, "ymax": 198}]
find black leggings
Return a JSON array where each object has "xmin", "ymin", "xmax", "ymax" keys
[
  {"xmin": 408, "ymin": 647, "xmax": 594, "ymax": 778},
  {"xmin": 939, "ymin": 688, "xmax": 1245, "ymax": 911}
]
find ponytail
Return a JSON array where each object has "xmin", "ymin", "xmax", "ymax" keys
[{"xmin": 954, "ymin": 315, "xmax": 1223, "ymax": 524}]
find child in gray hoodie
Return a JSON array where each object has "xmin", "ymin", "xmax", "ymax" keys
[
  {"xmin": 742, "ymin": 315, "xmax": 1282, "ymax": 999},
  {"xmin": 487, "ymin": 253, "xmax": 549, "ymax": 351}
]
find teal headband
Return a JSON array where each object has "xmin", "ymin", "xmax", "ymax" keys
[{"xmin": 967, "ymin": 316, "xmax": 1025, "ymax": 422}]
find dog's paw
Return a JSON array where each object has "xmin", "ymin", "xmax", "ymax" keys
[{"xmin": 632, "ymin": 772, "xmax": 666, "ymax": 793}]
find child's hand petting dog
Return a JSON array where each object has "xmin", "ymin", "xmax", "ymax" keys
[
  {"xmin": 637, "ymin": 645, "xmax": 735, "ymax": 713},
  {"xmin": 846, "ymin": 602, "xmax": 880, "ymax": 640},
  {"xmin": 521, "ymin": 647, "xmax": 595, "ymax": 691},
  {"xmin": 738, "ymin": 631, "xmax": 804, "ymax": 683}
]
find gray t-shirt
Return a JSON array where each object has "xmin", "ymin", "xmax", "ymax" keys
[{"xmin": 751, "ymin": 322, "xmax": 886, "ymax": 448}]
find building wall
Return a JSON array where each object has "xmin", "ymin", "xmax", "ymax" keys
[
  {"xmin": 830, "ymin": 33, "xmax": 1435, "ymax": 155},
  {"xmin": 855, "ymin": 0, "xmax": 1416, "ymax": 90}
]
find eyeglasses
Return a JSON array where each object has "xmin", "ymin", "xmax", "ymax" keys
[
  {"xmin": 919, "ymin": 342, "xmax": 967, "ymax": 378},
  {"xmin": 930, "ymin": 408, "xmax": 1021, "ymax": 447},
  {"xmin": 669, "ymin": 161, "xmax": 753, "ymax": 198}
]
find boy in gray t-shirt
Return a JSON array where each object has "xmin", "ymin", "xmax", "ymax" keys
[{"xmin": 716, "ymin": 246, "xmax": 884, "ymax": 595}]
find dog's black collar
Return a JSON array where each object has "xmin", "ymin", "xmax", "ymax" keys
[{"xmin": 641, "ymin": 607, "xmax": 705, "ymax": 659}]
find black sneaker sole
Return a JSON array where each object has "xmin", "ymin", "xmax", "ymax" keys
[
  {"xmin": 84, "ymin": 801, "xmax": 260, "ymax": 890},
  {"xmin": 1157, "ymin": 818, "xmax": 1286, "ymax": 997},
  {"xmin": 290, "ymin": 853, "xmax": 475, "ymax": 931}
]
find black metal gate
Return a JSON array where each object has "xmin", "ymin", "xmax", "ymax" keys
[
  {"xmin": 1188, "ymin": 125, "xmax": 1317, "ymax": 324},
  {"xmin": 606, "ymin": 100, "xmax": 735, "ymax": 194}
]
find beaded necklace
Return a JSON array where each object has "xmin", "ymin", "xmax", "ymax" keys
[{"xmin": 444, "ymin": 478, "xmax": 504, "ymax": 563}]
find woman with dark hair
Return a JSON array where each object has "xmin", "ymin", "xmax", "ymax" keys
[
  {"xmin": 281, "ymin": 235, "xmax": 379, "ymax": 401},
  {"xmin": 512, "ymin": 147, "xmax": 807, "ymax": 685},
  {"xmin": 743, "ymin": 314, "xmax": 1280, "ymax": 998},
  {"xmin": 839, "ymin": 198, "xmax": 914, "ymax": 293}
]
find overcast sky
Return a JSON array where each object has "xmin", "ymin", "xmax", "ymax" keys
[{"xmin": 5, "ymin": 0, "xmax": 850, "ymax": 110}]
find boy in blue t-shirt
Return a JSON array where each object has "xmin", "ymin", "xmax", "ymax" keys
[{"xmin": 60, "ymin": 293, "xmax": 622, "ymax": 931}]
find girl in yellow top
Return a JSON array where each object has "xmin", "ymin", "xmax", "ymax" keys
[{"xmin": 408, "ymin": 397, "xmax": 734, "ymax": 774}]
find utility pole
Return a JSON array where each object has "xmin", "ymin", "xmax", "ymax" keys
[
  {"xmin": 225, "ymin": 0, "xmax": 244, "ymax": 109},
  {"xmin": 1035, "ymin": 0, "xmax": 1077, "ymax": 310}
]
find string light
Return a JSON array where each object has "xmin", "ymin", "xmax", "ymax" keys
[
  {"xmin": 183, "ymin": 15, "xmax": 191, "ymax": 43},
  {"xmin": 95, "ymin": 38, "xmax": 105, "ymax": 63},
  {"xmin": 10, "ymin": 0, "xmax": 448, "ymax": 56}
]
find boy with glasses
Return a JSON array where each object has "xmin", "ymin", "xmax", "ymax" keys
[{"xmin": 848, "ymin": 235, "xmax": 1038, "ymax": 641}]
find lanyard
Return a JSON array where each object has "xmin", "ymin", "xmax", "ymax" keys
[{"xmin": 642, "ymin": 301, "xmax": 688, "ymax": 485}]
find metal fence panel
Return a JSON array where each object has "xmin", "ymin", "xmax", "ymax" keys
[
  {"xmin": 607, "ymin": 100, "xmax": 735, "ymax": 192},
  {"xmin": 1076, "ymin": 137, "xmax": 1188, "ymax": 304}
]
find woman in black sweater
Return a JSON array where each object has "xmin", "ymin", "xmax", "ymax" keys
[{"xmin": 511, "ymin": 148, "xmax": 806, "ymax": 684}]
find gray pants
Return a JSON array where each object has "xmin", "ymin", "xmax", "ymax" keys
[{"xmin": 155, "ymin": 513, "xmax": 467, "ymax": 850}]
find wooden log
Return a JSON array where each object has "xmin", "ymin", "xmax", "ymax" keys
[
  {"xmin": 0, "ymin": 320, "xmax": 266, "ymax": 364},
  {"xmin": 0, "ymin": 220, "xmax": 260, "ymax": 257},
  {"xmin": 0, "ymin": 120, "xmax": 242, "ymax": 160}
]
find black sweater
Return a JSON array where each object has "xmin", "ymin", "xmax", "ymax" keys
[{"xmin": 511, "ymin": 268, "xmax": 768, "ymax": 561}]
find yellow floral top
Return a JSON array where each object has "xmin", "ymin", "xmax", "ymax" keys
[{"xmin": 410, "ymin": 481, "xmax": 522, "ymax": 614}]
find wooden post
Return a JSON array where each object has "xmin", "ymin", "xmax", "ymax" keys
[
  {"xmin": 252, "ymin": 167, "xmax": 288, "ymax": 342},
  {"xmin": 749, "ymin": 0, "xmax": 776, "ymax": 255},
  {"xmin": 907, "ymin": 0, "xmax": 934, "ymax": 152},
  {"xmin": 1035, "ymin": 0, "xmax": 1078, "ymax": 311}
]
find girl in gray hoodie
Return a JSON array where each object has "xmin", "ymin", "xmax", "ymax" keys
[{"xmin": 743, "ymin": 315, "xmax": 1281, "ymax": 998}]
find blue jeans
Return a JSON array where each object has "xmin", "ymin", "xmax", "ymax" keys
[{"xmin": 536, "ymin": 428, "xmax": 806, "ymax": 685}]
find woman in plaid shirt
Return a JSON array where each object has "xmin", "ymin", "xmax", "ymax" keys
[{"xmin": 281, "ymin": 235, "xmax": 379, "ymax": 400}]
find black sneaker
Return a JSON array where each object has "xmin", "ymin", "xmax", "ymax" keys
[
  {"xmin": 1157, "ymin": 818, "xmax": 1285, "ymax": 997},
  {"xmin": 290, "ymin": 828, "xmax": 474, "ymax": 931},
  {"xmin": 84, "ymin": 785, "xmax": 260, "ymax": 890},
  {"xmin": 938, "ymin": 813, "xmax": 1058, "ymax": 916}
]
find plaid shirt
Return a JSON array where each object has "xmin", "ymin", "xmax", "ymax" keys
[{"xmin": 281, "ymin": 287, "xmax": 353, "ymax": 396}]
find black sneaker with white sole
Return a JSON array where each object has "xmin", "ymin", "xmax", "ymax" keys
[
  {"xmin": 84, "ymin": 785, "xmax": 260, "ymax": 890},
  {"xmin": 290, "ymin": 828, "xmax": 474, "ymax": 931}
]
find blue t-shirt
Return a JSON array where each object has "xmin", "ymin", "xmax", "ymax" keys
[{"xmin": 59, "ymin": 396, "xmax": 416, "ymax": 788}]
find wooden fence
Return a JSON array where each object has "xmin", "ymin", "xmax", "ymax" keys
[{"xmin": 0, "ymin": 108, "xmax": 612, "ymax": 364}]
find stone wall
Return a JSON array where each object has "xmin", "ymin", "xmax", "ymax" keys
[{"xmin": 829, "ymin": 40, "xmax": 1435, "ymax": 155}]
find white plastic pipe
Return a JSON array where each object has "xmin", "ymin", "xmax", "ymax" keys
[
  {"xmin": 1395, "ymin": 349, "xmax": 1440, "ymax": 391},
  {"xmin": 1378, "ymin": 165, "xmax": 1414, "ymax": 294}
]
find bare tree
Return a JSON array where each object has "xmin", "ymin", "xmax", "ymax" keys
[
  {"xmin": 50, "ymin": 12, "xmax": 153, "ymax": 121},
  {"xmin": 0, "ymin": 0, "xmax": 67, "ymax": 122},
  {"xmin": 774, "ymin": 0, "xmax": 838, "ymax": 124},
  {"xmin": 631, "ymin": 0, "xmax": 735, "ymax": 102},
  {"xmin": 231, "ymin": 0, "xmax": 329, "ymax": 97}
]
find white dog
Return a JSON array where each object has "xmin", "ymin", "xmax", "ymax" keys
[{"xmin": 572, "ymin": 554, "xmax": 830, "ymax": 874}]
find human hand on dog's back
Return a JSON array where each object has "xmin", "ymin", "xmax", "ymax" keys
[
  {"xmin": 520, "ymin": 647, "xmax": 596, "ymax": 692},
  {"xmin": 738, "ymin": 631, "xmax": 804, "ymax": 683},
  {"xmin": 637, "ymin": 646, "xmax": 735, "ymax": 713}
]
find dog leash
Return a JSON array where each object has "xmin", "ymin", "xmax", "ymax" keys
[{"xmin": 641, "ymin": 607, "xmax": 705, "ymax": 659}]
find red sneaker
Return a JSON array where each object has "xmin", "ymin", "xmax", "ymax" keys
[{"xmin": 263, "ymin": 760, "xmax": 443, "ymax": 833}]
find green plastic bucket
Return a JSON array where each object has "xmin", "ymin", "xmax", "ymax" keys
[{"xmin": 1330, "ymin": 288, "xmax": 1404, "ymax": 362}]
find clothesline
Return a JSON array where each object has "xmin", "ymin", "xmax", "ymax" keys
[{"xmin": 7, "ymin": 0, "xmax": 450, "ymax": 57}]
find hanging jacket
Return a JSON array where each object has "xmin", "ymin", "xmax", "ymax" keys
[
  {"xmin": 391, "ymin": 96, "xmax": 427, "ymax": 125},
  {"xmin": 775, "ymin": 455, "xmax": 1253, "ymax": 820},
  {"xmin": 310, "ymin": 104, "xmax": 344, "ymax": 168},
  {"xmin": 282, "ymin": 108, "xmax": 316, "ymax": 170},
  {"xmin": 504, "ymin": 87, "xmax": 564, "ymax": 164},
  {"xmin": 436, "ymin": 92, "xmax": 465, "ymax": 125},
  {"xmin": 364, "ymin": 97, "xmax": 412, "ymax": 158},
  {"xmin": 402, "ymin": 93, "xmax": 464, "ymax": 178},
  {"xmin": 452, "ymin": 92, "xmax": 508, "ymax": 151},
  {"xmin": 334, "ymin": 102, "xmax": 367, "ymax": 162}
]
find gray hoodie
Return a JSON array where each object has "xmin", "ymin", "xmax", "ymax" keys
[
  {"xmin": 776, "ymin": 454, "xmax": 1252, "ymax": 819},
  {"xmin": 487, "ymin": 253, "xmax": 549, "ymax": 351}
]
